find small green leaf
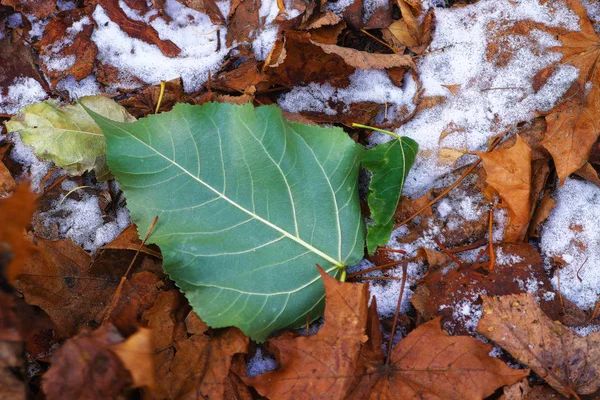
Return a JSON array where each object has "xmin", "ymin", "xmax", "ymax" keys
[
  {"xmin": 87, "ymin": 102, "xmax": 365, "ymax": 341},
  {"xmin": 363, "ymin": 136, "xmax": 418, "ymax": 254},
  {"xmin": 4, "ymin": 95, "xmax": 135, "ymax": 180}
]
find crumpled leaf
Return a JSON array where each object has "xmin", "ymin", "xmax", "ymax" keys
[
  {"xmin": 542, "ymin": 0, "xmax": 600, "ymax": 184},
  {"xmin": 349, "ymin": 317, "xmax": 529, "ymax": 399},
  {"xmin": 477, "ymin": 135, "xmax": 532, "ymax": 242},
  {"xmin": 42, "ymin": 325, "xmax": 154, "ymax": 400},
  {"xmin": 248, "ymin": 268, "xmax": 369, "ymax": 400},
  {"xmin": 38, "ymin": 8, "xmax": 97, "ymax": 87},
  {"xmin": 0, "ymin": 184, "xmax": 38, "ymax": 284},
  {"xmin": 362, "ymin": 135, "xmax": 418, "ymax": 254},
  {"xmin": 5, "ymin": 95, "xmax": 135, "ymax": 181},
  {"xmin": 386, "ymin": 0, "xmax": 434, "ymax": 54},
  {"xmin": 89, "ymin": 102, "xmax": 365, "ymax": 341},
  {"xmin": 478, "ymin": 293, "xmax": 600, "ymax": 397},
  {"xmin": 0, "ymin": 0, "xmax": 55, "ymax": 18}
]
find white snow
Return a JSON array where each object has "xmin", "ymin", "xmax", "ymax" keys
[
  {"xmin": 541, "ymin": 178, "xmax": 600, "ymax": 310},
  {"xmin": 2, "ymin": 133, "xmax": 53, "ymax": 192},
  {"xmin": 251, "ymin": 0, "xmax": 302, "ymax": 61},
  {"xmin": 0, "ymin": 77, "xmax": 48, "ymax": 115},
  {"xmin": 38, "ymin": 179, "xmax": 130, "ymax": 252},
  {"xmin": 246, "ymin": 348, "xmax": 277, "ymax": 377},
  {"xmin": 90, "ymin": 0, "xmax": 229, "ymax": 93},
  {"xmin": 56, "ymin": 75, "xmax": 102, "ymax": 100}
]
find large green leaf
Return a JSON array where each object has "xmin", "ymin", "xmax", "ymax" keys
[
  {"xmin": 362, "ymin": 133, "xmax": 418, "ymax": 255},
  {"xmin": 4, "ymin": 95, "xmax": 135, "ymax": 181},
  {"xmin": 89, "ymin": 102, "xmax": 365, "ymax": 341}
]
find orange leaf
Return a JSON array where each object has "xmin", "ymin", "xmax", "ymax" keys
[
  {"xmin": 542, "ymin": 0, "xmax": 600, "ymax": 183},
  {"xmin": 0, "ymin": 183, "xmax": 38, "ymax": 284},
  {"xmin": 248, "ymin": 268, "xmax": 370, "ymax": 400},
  {"xmin": 478, "ymin": 293, "xmax": 600, "ymax": 398},
  {"xmin": 111, "ymin": 328, "xmax": 156, "ymax": 389},
  {"xmin": 477, "ymin": 135, "xmax": 532, "ymax": 242},
  {"xmin": 350, "ymin": 317, "xmax": 529, "ymax": 399}
]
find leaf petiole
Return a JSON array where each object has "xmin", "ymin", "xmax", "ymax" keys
[{"xmin": 351, "ymin": 123, "xmax": 402, "ymax": 141}]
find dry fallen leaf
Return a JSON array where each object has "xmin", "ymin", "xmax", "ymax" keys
[
  {"xmin": 38, "ymin": 8, "xmax": 97, "ymax": 86},
  {"xmin": 0, "ymin": 184, "xmax": 38, "ymax": 284},
  {"xmin": 386, "ymin": 0, "xmax": 434, "ymax": 54},
  {"xmin": 0, "ymin": 293, "xmax": 27, "ymax": 400},
  {"xmin": 542, "ymin": 0, "xmax": 600, "ymax": 184},
  {"xmin": 41, "ymin": 325, "xmax": 155, "ymax": 399},
  {"xmin": 0, "ymin": 159, "xmax": 16, "ymax": 196},
  {"xmin": 248, "ymin": 268, "xmax": 370, "ymax": 400},
  {"xmin": 478, "ymin": 293, "xmax": 600, "ymax": 398},
  {"xmin": 118, "ymin": 78, "xmax": 187, "ymax": 118},
  {"xmin": 411, "ymin": 243, "xmax": 566, "ymax": 335},
  {"xmin": 1, "ymin": 0, "xmax": 55, "ymax": 18},
  {"xmin": 478, "ymin": 135, "xmax": 532, "ymax": 242},
  {"xmin": 349, "ymin": 317, "xmax": 529, "ymax": 399}
]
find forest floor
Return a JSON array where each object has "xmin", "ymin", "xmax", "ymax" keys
[{"xmin": 2, "ymin": 0, "xmax": 600, "ymax": 399}]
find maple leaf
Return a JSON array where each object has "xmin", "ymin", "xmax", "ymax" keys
[
  {"xmin": 478, "ymin": 293, "xmax": 600, "ymax": 398},
  {"xmin": 542, "ymin": 0, "xmax": 600, "ymax": 184},
  {"xmin": 477, "ymin": 135, "xmax": 532, "ymax": 242},
  {"xmin": 0, "ymin": 184, "xmax": 38, "ymax": 284},
  {"xmin": 349, "ymin": 317, "xmax": 529, "ymax": 400},
  {"xmin": 247, "ymin": 268, "xmax": 370, "ymax": 400}
]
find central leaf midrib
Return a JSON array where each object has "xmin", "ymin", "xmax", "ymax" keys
[{"xmin": 105, "ymin": 117, "xmax": 345, "ymax": 268}]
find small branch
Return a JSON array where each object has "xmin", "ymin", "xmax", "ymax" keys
[{"xmin": 386, "ymin": 261, "xmax": 408, "ymax": 365}]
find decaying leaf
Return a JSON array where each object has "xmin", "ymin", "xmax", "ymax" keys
[
  {"xmin": 363, "ymin": 135, "xmax": 418, "ymax": 254},
  {"xmin": 248, "ymin": 268, "xmax": 369, "ymax": 400},
  {"xmin": 0, "ymin": 159, "xmax": 16, "ymax": 196},
  {"xmin": 0, "ymin": 293, "xmax": 27, "ymax": 400},
  {"xmin": 5, "ymin": 95, "xmax": 135, "ymax": 181},
  {"xmin": 411, "ymin": 243, "xmax": 567, "ymax": 335},
  {"xmin": 118, "ymin": 78, "xmax": 187, "ymax": 118},
  {"xmin": 41, "ymin": 325, "xmax": 153, "ymax": 399},
  {"xmin": 90, "ymin": 102, "xmax": 365, "ymax": 341},
  {"xmin": 349, "ymin": 317, "xmax": 529, "ymax": 399},
  {"xmin": 0, "ymin": 184, "xmax": 38, "ymax": 283},
  {"xmin": 478, "ymin": 293, "xmax": 600, "ymax": 398},
  {"xmin": 542, "ymin": 0, "xmax": 600, "ymax": 184},
  {"xmin": 478, "ymin": 135, "xmax": 532, "ymax": 242},
  {"xmin": 1, "ymin": 0, "xmax": 55, "ymax": 18},
  {"xmin": 38, "ymin": 8, "xmax": 97, "ymax": 87}
]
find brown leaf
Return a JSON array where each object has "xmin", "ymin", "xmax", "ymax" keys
[
  {"xmin": 99, "ymin": 224, "xmax": 162, "ymax": 258},
  {"xmin": 527, "ymin": 193, "xmax": 556, "ymax": 238},
  {"xmin": 386, "ymin": 0, "xmax": 434, "ymax": 54},
  {"xmin": 248, "ymin": 268, "xmax": 369, "ymax": 400},
  {"xmin": 0, "ymin": 184, "xmax": 38, "ymax": 284},
  {"xmin": 227, "ymin": 0, "xmax": 260, "ymax": 47},
  {"xmin": 118, "ymin": 78, "xmax": 187, "ymax": 118},
  {"xmin": 574, "ymin": 162, "xmax": 600, "ymax": 187},
  {"xmin": 478, "ymin": 293, "xmax": 600, "ymax": 397},
  {"xmin": 0, "ymin": 159, "xmax": 16, "ymax": 197},
  {"xmin": 42, "ymin": 325, "xmax": 133, "ymax": 400},
  {"xmin": 478, "ymin": 135, "xmax": 532, "ymax": 242},
  {"xmin": 411, "ymin": 243, "xmax": 566, "ymax": 335},
  {"xmin": 265, "ymin": 30, "xmax": 414, "ymax": 87},
  {"xmin": 164, "ymin": 328, "xmax": 249, "ymax": 399},
  {"xmin": 213, "ymin": 58, "xmax": 271, "ymax": 94},
  {"xmin": 0, "ymin": 293, "xmax": 27, "ymax": 400},
  {"xmin": 97, "ymin": 0, "xmax": 181, "ymax": 57},
  {"xmin": 111, "ymin": 328, "xmax": 155, "ymax": 389},
  {"xmin": 349, "ymin": 317, "xmax": 529, "ymax": 399},
  {"xmin": 38, "ymin": 8, "xmax": 98, "ymax": 87},
  {"xmin": 1, "ymin": 0, "xmax": 55, "ymax": 18},
  {"xmin": 542, "ymin": 0, "xmax": 600, "ymax": 184},
  {"xmin": 177, "ymin": 0, "xmax": 226, "ymax": 25}
]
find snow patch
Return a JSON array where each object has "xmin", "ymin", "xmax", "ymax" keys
[
  {"xmin": 246, "ymin": 348, "xmax": 277, "ymax": 377},
  {"xmin": 0, "ymin": 77, "xmax": 48, "ymax": 115},
  {"xmin": 541, "ymin": 178, "xmax": 600, "ymax": 310}
]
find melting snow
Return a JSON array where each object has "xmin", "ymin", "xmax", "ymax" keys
[{"xmin": 0, "ymin": 77, "xmax": 48, "ymax": 115}]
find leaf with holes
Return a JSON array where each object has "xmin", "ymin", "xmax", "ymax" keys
[{"xmin": 88, "ymin": 102, "xmax": 365, "ymax": 341}]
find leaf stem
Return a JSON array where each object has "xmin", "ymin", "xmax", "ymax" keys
[{"xmin": 351, "ymin": 123, "xmax": 402, "ymax": 141}]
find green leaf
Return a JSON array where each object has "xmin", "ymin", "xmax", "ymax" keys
[
  {"xmin": 88, "ymin": 102, "xmax": 365, "ymax": 341},
  {"xmin": 363, "ymin": 137, "xmax": 418, "ymax": 255},
  {"xmin": 4, "ymin": 95, "xmax": 135, "ymax": 181}
]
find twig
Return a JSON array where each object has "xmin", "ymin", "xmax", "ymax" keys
[
  {"xmin": 386, "ymin": 261, "xmax": 408, "ymax": 365},
  {"xmin": 434, "ymin": 238, "xmax": 466, "ymax": 268},
  {"xmin": 102, "ymin": 216, "xmax": 159, "ymax": 325},
  {"xmin": 377, "ymin": 247, "xmax": 407, "ymax": 254},
  {"xmin": 446, "ymin": 239, "xmax": 486, "ymax": 254},
  {"xmin": 394, "ymin": 136, "xmax": 502, "ymax": 229},
  {"xmin": 360, "ymin": 29, "xmax": 397, "ymax": 53},
  {"xmin": 347, "ymin": 257, "xmax": 417, "ymax": 279},
  {"xmin": 576, "ymin": 257, "xmax": 589, "ymax": 282},
  {"xmin": 488, "ymin": 208, "xmax": 495, "ymax": 271},
  {"xmin": 60, "ymin": 186, "xmax": 91, "ymax": 204}
]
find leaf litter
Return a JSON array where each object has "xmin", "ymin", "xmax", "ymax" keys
[{"xmin": 3, "ymin": 0, "xmax": 600, "ymax": 398}]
